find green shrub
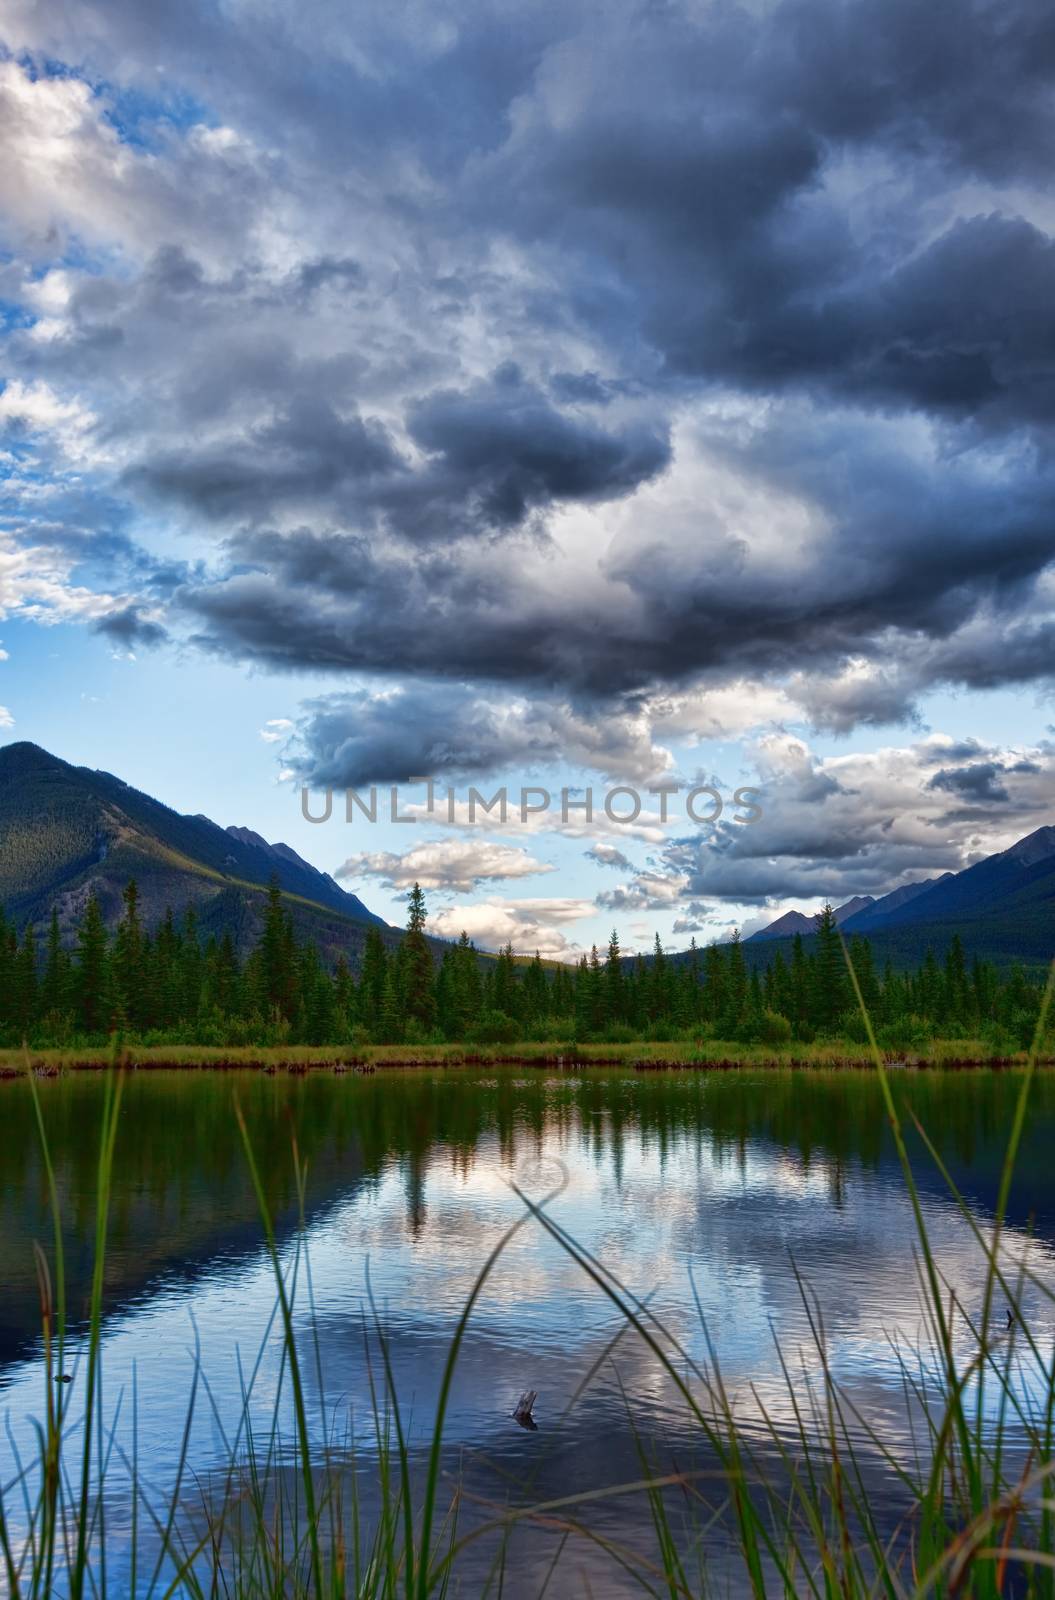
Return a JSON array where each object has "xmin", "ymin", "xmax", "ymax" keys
[
  {"xmin": 603, "ymin": 1022, "xmax": 638, "ymax": 1044},
  {"xmin": 468, "ymin": 1009, "xmax": 519, "ymax": 1045},
  {"xmin": 876, "ymin": 1018, "xmax": 929, "ymax": 1053},
  {"xmin": 758, "ymin": 1009, "xmax": 792, "ymax": 1045},
  {"xmin": 839, "ymin": 1009, "xmax": 870, "ymax": 1044},
  {"xmin": 981, "ymin": 1020, "xmax": 1018, "ymax": 1056}
]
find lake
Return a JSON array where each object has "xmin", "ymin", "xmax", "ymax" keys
[{"xmin": 2, "ymin": 1066, "xmax": 1054, "ymax": 1596}]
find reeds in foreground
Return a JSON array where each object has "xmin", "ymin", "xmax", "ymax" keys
[{"xmin": 1, "ymin": 953, "xmax": 1054, "ymax": 1597}]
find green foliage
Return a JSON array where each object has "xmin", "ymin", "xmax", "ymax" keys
[
  {"xmin": 398, "ymin": 881, "xmax": 435, "ymax": 1032},
  {"xmin": 758, "ymin": 1008, "xmax": 793, "ymax": 1045},
  {"xmin": 2, "ymin": 876, "xmax": 1052, "ymax": 1050},
  {"xmin": 468, "ymin": 1008, "xmax": 519, "ymax": 1045},
  {"xmin": 875, "ymin": 1017, "xmax": 931, "ymax": 1053}
]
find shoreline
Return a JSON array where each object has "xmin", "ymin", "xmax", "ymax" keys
[{"xmin": 0, "ymin": 1042, "xmax": 1048, "ymax": 1077}]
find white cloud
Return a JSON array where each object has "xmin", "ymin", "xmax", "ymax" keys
[
  {"xmin": 0, "ymin": 379, "xmax": 97, "ymax": 462},
  {"xmin": 259, "ymin": 717, "xmax": 294, "ymax": 743},
  {"xmin": 595, "ymin": 865, "xmax": 691, "ymax": 914},
  {"xmin": 0, "ymin": 706, "xmax": 14, "ymax": 729},
  {"xmin": 429, "ymin": 897, "xmax": 595, "ymax": 958},
  {"xmin": 0, "ymin": 529, "xmax": 124, "ymax": 625},
  {"xmin": 338, "ymin": 837, "xmax": 556, "ymax": 892},
  {"xmin": 670, "ymin": 731, "xmax": 1055, "ymax": 905},
  {"xmin": 585, "ymin": 842, "xmax": 633, "ymax": 870},
  {"xmin": 0, "ymin": 58, "xmax": 265, "ymax": 270}
]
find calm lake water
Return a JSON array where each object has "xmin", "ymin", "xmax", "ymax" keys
[{"xmin": 2, "ymin": 1067, "xmax": 1054, "ymax": 1596}]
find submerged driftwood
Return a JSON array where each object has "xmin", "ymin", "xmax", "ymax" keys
[{"xmin": 512, "ymin": 1389, "xmax": 538, "ymax": 1430}]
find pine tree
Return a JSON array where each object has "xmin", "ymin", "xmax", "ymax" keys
[
  {"xmin": 647, "ymin": 934, "xmax": 669, "ymax": 1024},
  {"xmin": 722, "ymin": 931, "xmax": 747, "ymax": 1033},
  {"xmin": 400, "ymin": 883, "xmax": 435, "ymax": 1032},
  {"xmin": 178, "ymin": 907, "xmax": 205, "ymax": 1027},
  {"xmin": 683, "ymin": 937, "xmax": 701, "ymax": 1026},
  {"xmin": 944, "ymin": 934, "xmax": 968, "ymax": 1027},
  {"xmin": 918, "ymin": 949, "xmax": 942, "ymax": 1019},
  {"xmin": 1, "ymin": 867, "xmax": 1048, "ymax": 1051},
  {"xmin": 359, "ymin": 929, "xmax": 388, "ymax": 1035},
  {"xmin": 333, "ymin": 955, "xmax": 355, "ymax": 1033},
  {"xmin": 674, "ymin": 960, "xmax": 697, "ymax": 1030},
  {"xmin": 847, "ymin": 934, "xmax": 878, "ymax": 1013},
  {"xmin": 573, "ymin": 955, "xmax": 592, "ymax": 1036},
  {"xmin": 811, "ymin": 905, "xmax": 847, "ymax": 1030},
  {"xmin": 12, "ymin": 925, "xmax": 37, "ymax": 1038},
  {"xmin": 703, "ymin": 941, "xmax": 726, "ymax": 1025},
  {"xmin": 490, "ymin": 941, "xmax": 517, "ymax": 1022},
  {"xmin": 378, "ymin": 965, "xmax": 403, "ymax": 1043},
  {"xmin": 747, "ymin": 966, "xmax": 764, "ymax": 1026},
  {"xmin": 154, "ymin": 909, "xmax": 182, "ymax": 1030},
  {"xmin": 113, "ymin": 879, "xmax": 145, "ymax": 1031},
  {"xmin": 587, "ymin": 944, "xmax": 606, "ymax": 1033},
  {"xmin": 258, "ymin": 875, "xmax": 296, "ymax": 1021},
  {"xmin": 521, "ymin": 951, "xmax": 549, "ymax": 1030},
  {"xmin": 77, "ymin": 893, "xmax": 110, "ymax": 1034},
  {"xmin": 0, "ymin": 911, "xmax": 14, "ymax": 1031},
  {"xmin": 455, "ymin": 932, "xmax": 482, "ymax": 1026},
  {"xmin": 42, "ymin": 908, "xmax": 70, "ymax": 1022},
  {"xmin": 770, "ymin": 946, "xmax": 792, "ymax": 1021},
  {"xmin": 299, "ymin": 941, "xmax": 336, "ymax": 1044},
  {"xmin": 605, "ymin": 930, "xmax": 625, "ymax": 1025},
  {"xmin": 788, "ymin": 934, "xmax": 809, "ymax": 1032}
]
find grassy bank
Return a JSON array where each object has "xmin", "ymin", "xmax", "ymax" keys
[{"xmin": 1, "ymin": 1037, "xmax": 1051, "ymax": 1076}]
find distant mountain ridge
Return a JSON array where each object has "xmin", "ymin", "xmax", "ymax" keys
[
  {"xmin": 740, "ymin": 827, "xmax": 1055, "ymax": 969},
  {"xmin": 840, "ymin": 875, "xmax": 954, "ymax": 931},
  {"xmin": 0, "ymin": 741, "xmax": 393, "ymax": 967},
  {"xmin": 747, "ymin": 895, "xmax": 874, "ymax": 941}
]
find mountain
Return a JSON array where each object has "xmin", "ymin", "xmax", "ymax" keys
[
  {"xmin": 845, "ymin": 828, "xmax": 1055, "ymax": 932},
  {"xmin": 0, "ymin": 742, "xmax": 396, "ymax": 967},
  {"xmin": 738, "ymin": 827, "xmax": 1055, "ymax": 970},
  {"xmin": 748, "ymin": 895, "xmax": 875, "ymax": 942},
  {"xmin": 747, "ymin": 909, "xmax": 817, "ymax": 941},
  {"xmin": 839, "ymin": 875, "xmax": 954, "ymax": 932}
]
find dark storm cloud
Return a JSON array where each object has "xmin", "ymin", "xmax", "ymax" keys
[
  {"xmin": 779, "ymin": 0, "xmax": 1055, "ymax": 181},
  {"xmin": 94, "ymin": 606, "xmax": 169, "ymax": 648},
  {"xmin": 6, "ymin": 0, "xmax": 1055, "ymax": 790},
  {"xmin": 181, "ymin": 404, "xmax": 1055, "ymax": 719},
  {"xmin": 927, "ymin": 762, "xmax": 1012, "ymax": 803},
  {"xmin": 477, "ymin": 0, "xmax": 1055, "ymax": 417},
  {"xmin": 130, "ymin": 363, "xmax": 668, "ymax": 541},
  {"xmin": 280, "ymin": 684, "xmax": 643, "ymax": 790},
  {"xmin": 404, "ymin": 366, "xmax": 670, "ymax": 531},
  {"xmin": 282, "ymin": 681, "xmax": 665, "ymax": 787},
  {"xmin": 548, "ymin": 371, "xmax": 624, "ymax": 406},
  {"xmin": 294, "ymin": 256, "xmax": 365, "ymax": 298},
  {"xmin": 133, "ymin": 395, "xmax": 403, "ymax": 522},
  {"xmin": 286, "ymin": 684, "xmax": 558, "ymax": 787}
]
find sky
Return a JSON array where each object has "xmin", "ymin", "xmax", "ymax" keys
[{"xmin": 1, "ymin": 0, "xmax": 1054, "ymax": 957}]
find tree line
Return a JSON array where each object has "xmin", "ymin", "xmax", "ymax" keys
[{"xmin": 0, "ymin": 879, "xmax": 1046, "ymax": 1051}]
